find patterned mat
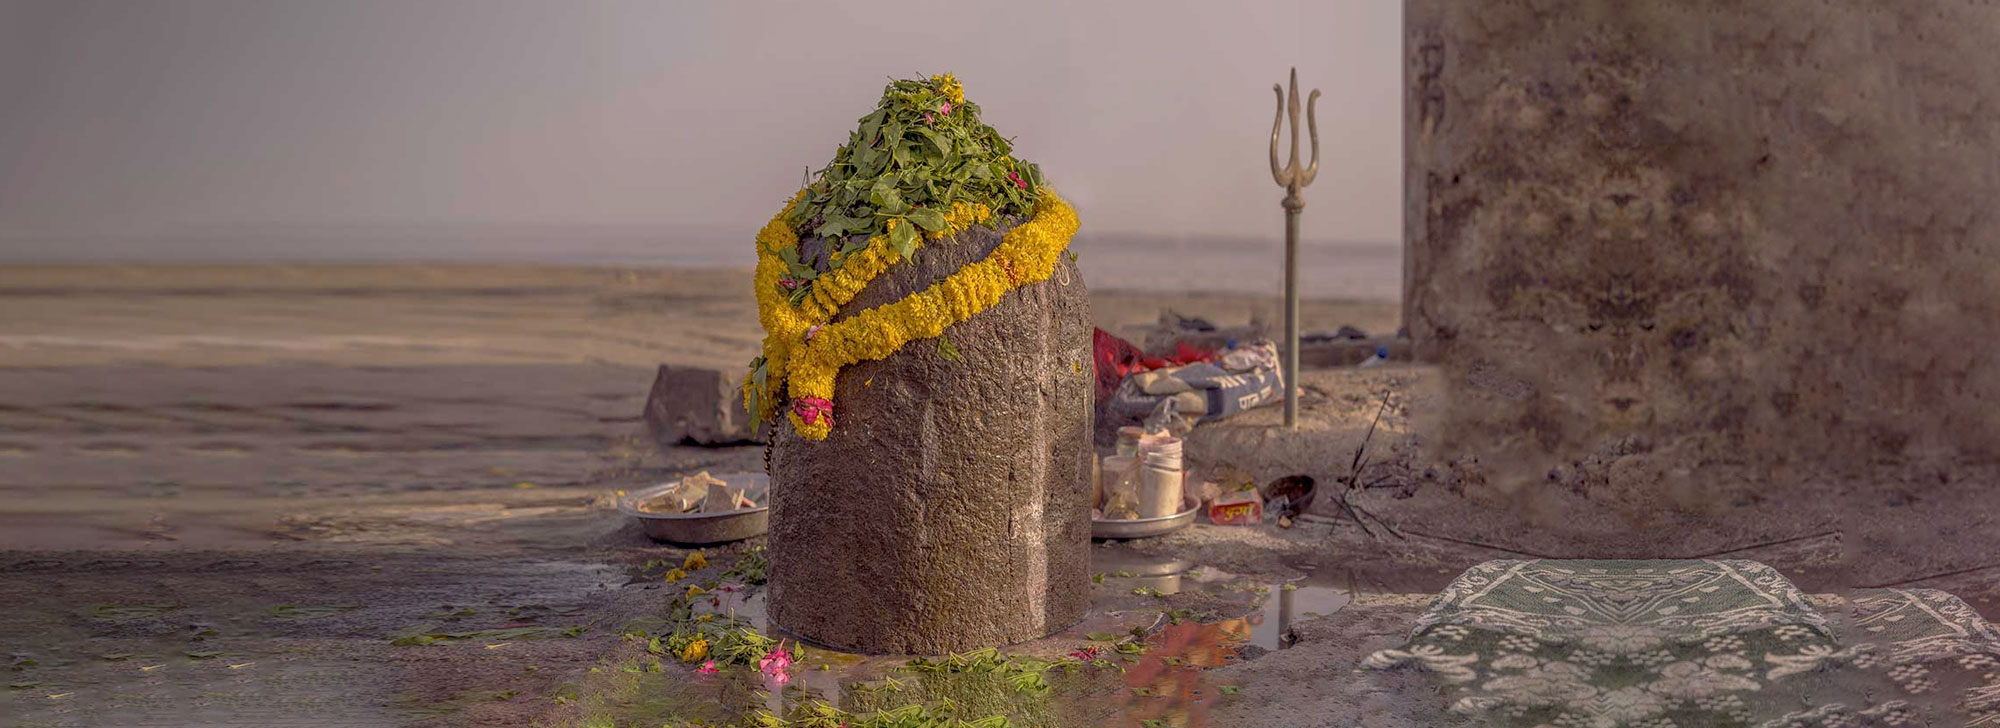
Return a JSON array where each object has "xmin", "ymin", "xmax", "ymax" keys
[{"xmin": 1363, "ymin": 560, "xmax": 2000, "ymax": 728}]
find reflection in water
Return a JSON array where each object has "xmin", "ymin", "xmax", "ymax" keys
[{"xmin": 1112, "ymin": 619, "xmax": 1252, "ymax": 728}]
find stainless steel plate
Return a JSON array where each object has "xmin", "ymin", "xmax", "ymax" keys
[
  {"xmin": 620, "ymin": 473, "xmax": 770, "ymax": 546},
  {"xmin": 1091, "ymin": 495, "xmax": 1200, "ymax": 540}
]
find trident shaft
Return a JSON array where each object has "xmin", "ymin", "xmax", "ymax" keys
[{"xmin": 1270, "ymin": 67, "xmax": 1320, "ymax": 429}]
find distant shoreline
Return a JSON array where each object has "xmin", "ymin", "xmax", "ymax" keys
[
  {"xmin": 0, "ymin": 263, "xmax": 1403, "ymax": 369},
  {"xmin": 0, "ymin": 238, "xmax": 1405, "ymax": 300}
]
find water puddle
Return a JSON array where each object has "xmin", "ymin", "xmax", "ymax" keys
[{"xmin": 1090, "ymin": 549, "xmax": 1355, "ymax": 651}]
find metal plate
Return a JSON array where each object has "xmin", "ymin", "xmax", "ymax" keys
[
  {"xmin": 1091, "ymin": 495, "xmax": 1201, "ymax": 540},
  {"xmin": 620, "ymin": 473, "xmax": 770, "ymax": 546}
]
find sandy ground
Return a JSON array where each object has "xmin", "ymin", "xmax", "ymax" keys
[{"xmin": 3, "ymin": 264, "xmax": 1994, "ymax": 727}]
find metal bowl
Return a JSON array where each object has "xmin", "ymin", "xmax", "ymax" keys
[
  {"xmin": 1091, "ymin": 495, "xmax": 1201, "ymax": 540},
  {"xmin": 620, "ymin": 473, "xmax": 770, "ymax": 545}
]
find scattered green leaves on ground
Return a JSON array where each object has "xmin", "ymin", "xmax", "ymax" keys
[
  {"xmin": 184, "ymin": 651, "xmax": 220, "ymax": 660},
  {"xmin": 936, "ymin": 335, "xmax": 963, "ymax": 362},
  {"xmin": 1217, "ymin": 684, "xmax": 1242, "ymax": 695},
  {"xmin": 903, "ymin": 648, "xmax": 1041, "ymax": 675},
  {"xmin": 899, "ymin": 648, "xmax": 1083, "ymax": 694},
  {"xmin": 1083, "ymin": 631, "xmax": 1120, "ymax": 642},
  {"xmin": 754, "ymin": 698, "xmax": 1016, "ymax": 728},
  {"xmin": 620, "ymin": 591, "xmax": 778, "ymax": 669},
  {"xmin": 1131, "ymin": 586, "xmax": 1164, "ymax": 598},
  {"xmin": 722, "ymin": 545, "xmax": 768, "ymax": 586}
]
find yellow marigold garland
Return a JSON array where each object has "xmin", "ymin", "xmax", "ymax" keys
[{"xmin": 745, "ymin": 188, "xmax": 1079, "ymax": 440}]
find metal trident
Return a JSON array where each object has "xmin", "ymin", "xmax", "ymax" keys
[
  {"xmin": 1270, "ymin": 67, "xmax": 1321, "ymax": 199},
  {"xmin": 1270, "ymin": 67, "xmax": 1320, "ymax": 429}
]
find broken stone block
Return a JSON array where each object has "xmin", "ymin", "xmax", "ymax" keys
[{"xmin": 642, "ymin": 365, "xmax": 763, "ymax": 446}]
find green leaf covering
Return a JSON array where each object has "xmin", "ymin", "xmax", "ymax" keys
[{"xmin": 785, "ymin": 74, "xmax": 1044, "ymax": 272}]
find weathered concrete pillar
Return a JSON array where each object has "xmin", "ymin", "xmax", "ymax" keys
[
  {"xmin": 766, "ymin": 223, "xmax": 1094, "ymax": 655},
  {"xmin": 1404, "ymin": 1, "xmax": 2000, "ymax": 500}
]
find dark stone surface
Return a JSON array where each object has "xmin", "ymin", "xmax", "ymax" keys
[{"xmin": 767, "ymin": 222, "xmax": 1094, "ymax": 655}]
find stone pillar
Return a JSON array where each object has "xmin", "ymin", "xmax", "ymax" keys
[
  {"xmin": 766, "ymin": 223, "xmax": 1094, "ymax": 655},
  {"xmin": 1405, "ymin": 2, "xmax": 2000, "ymax": 495}
]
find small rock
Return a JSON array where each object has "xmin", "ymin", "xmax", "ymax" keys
[{"xmin": 642, "ymin": 365, "xmax": 765, "ymax": 447}]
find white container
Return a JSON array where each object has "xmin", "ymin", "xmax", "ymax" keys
[
  {"xmin": 1139, "ymin": 462, "xmax": 1184, "ymax": 518},
  {"xmin": 1137, "ymin": 435, "xmax": 1182, "ymax": 472}
]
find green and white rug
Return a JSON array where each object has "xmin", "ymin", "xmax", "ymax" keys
[{"xmin": 1364, "ymin": 560, "xmax": 2000, "ymax": 728}]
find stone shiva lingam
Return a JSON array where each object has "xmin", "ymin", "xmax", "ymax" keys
[{"xmin": 742, "ymin": 73, "xmax": 1093, "ymax": 654}]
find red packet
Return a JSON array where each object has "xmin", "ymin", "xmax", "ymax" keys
[{"xmin": 1208, "ymin": 491, "xmax": 1263, "ymax": 526}]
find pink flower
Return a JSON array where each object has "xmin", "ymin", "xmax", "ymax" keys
[
  {"xmin": 939, "ymin": 101, "xmax": 952, "ymax": 115},
  {"xmin": 805, "ymin": 324, "xmax": 822, "ymax": 341},
  {"xmin": 759, "ymin": 641, "xmax": 795, "ymax": 684},
  {"xmin": 1068, "ymin": 646, "xmax": 1102, "ymax": 661},
  {"xmin": 1007, "ymin": 171, "xmax": 1026, "ymax": 190},
  {"xmin": 779, "ymin": 278, "xmax": 800, "ymax": 290},
  {"xmin": 695, "ymin": 660, "xmax": 719, "ymax": 674},
  {"xmin": 923, "ymin": 111, "xmax": 935, "ymax": 125},
  {"xmin": 792, "ymin": 398, "xmax": 833, "ymax": 426}
]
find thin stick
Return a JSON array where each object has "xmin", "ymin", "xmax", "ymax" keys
[
  {"xmin": 1397, "ymin": 528, "xmax": 1565, "ymax": 559},
  {"xmin": 1348, "ymin": 393, "xmax": 1392, "ymax": 477},
  {"xmin": 1680, "ymin": 531, "xmax": 1841, "ymax": 560},
  {"xmin": 1331, "ymin": 391, "xmax": 1401, "ymax": 540},
  {"xmin": 1859, "ymin": 561, "xmax": 2000, "ymax": 589}
]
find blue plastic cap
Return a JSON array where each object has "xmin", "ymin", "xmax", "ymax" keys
[{"xmin": 1375, "ymin": 346, "xmax": 1389, "ymax": 357}]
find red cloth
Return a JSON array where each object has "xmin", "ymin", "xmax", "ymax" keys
[
  {"xmin": 1093, "ymin": 328, "xmax": 1143, "ymax": 402},
  {"xmin": 1091, "ymin": 328, "xmax": 1218, "ymax": 403}
]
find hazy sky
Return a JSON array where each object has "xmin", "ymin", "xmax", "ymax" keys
[{"xmin": 0, "ymin": 0, "xmax": 1401, "ymax": 258}]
